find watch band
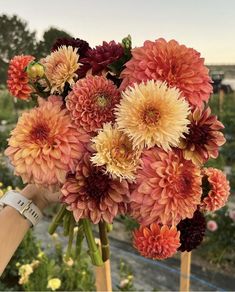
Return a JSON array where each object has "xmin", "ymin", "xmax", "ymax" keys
[{"xmin": 0, "ymin": 190, "xmax": 43, "ymax": 226}]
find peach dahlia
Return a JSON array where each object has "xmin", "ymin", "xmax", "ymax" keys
[
  {"xmin": 121, "ymin": 38, "xmax": 212, "ymax": 108},
  {"xmin": 5, "ymin": 96, "xmax": 89, "ymax": 187},
  {"xmin": 201, "ymin": 167, "xmax": 230, "ymax": 212},
  {"xmin": 66, "ymin": 75, "xmax": 121, "ymax": 133},
  {"xmin": 130, "ymin": 147, "xmax": 202, "ymax": 226}
]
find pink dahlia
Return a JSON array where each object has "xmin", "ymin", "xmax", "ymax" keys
[
  {"xmin": 61, "ymin": 153, "xmax": 130, "ymax": 224},
  {"xmin": 66, "ymin": 75, "xmax": 121, "ymax": 133},
  {"xmin": 5, "ymin": 96, "xmax": 90, "ymax": 187},
  {"xmin": 7, "ymin": 55, "xmax": 35, "ymax": 100},
  {"xmin": 201, "ymin": 167, "xmax": 230, "ymax": 212},
  {"xmin": 121, "ymin": 38, "xmax": 212, "ymax": 108},
  {"xmin": 179, "ymin": 107, "xmax": 225, "ymax": 165},
  {"xmin": 133, "ymin": 223, "xmax": 180, "ymax": 260},
  {"xmin": 130, "ymin": 148, "xmax": 202, "ymax": 226},
  {"xmin": 207, "ymin": 220, "xmax": 218, "ymax": 232}
]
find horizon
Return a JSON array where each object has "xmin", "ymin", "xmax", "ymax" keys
[{"xmin": 2, "ymin": 0, "xmax": 235, "ymax": 64}]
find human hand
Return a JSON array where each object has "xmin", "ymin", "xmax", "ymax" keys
[{"xmin": 21, "ymin": 184, "xmax": 61, "ymax": 211}]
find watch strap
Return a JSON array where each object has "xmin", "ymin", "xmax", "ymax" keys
[{"xmin": 0, "ymin": 190, "xmax": 42, "ymax": 226}]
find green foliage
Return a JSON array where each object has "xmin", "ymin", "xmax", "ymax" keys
[
  {"xmin": 119, "ymin": 215, "xmax": 139, "ymax": 232},
  {"xmin": 116, "ymin": 260, "xmax": 135, "ymax": 291},
  {"xmin": 200, "ymin": 206, "xmax": 235, "ymax": 266},
  {"xmin": 36, "ymin": 27, "xmax": 72, "ymax": 59},
  {"xmin": 0, "ymin": 14, "xmax": 37, "ymax": 84},
  {"xmin": 0, "ymin": 230, "xmax": 95, "ymax": 291},
  {"xmin": 108, "ymin": 35, "xmax": 132, "ymax": 76}
]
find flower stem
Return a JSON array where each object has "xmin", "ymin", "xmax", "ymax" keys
[
  {"xmin": 75, "ymin": 223, "xmax": 84, "ymax": 258},
  {"xmin": 82, "ymin": 219, "xmax": 103, "ymax": 266},
  {"xmin": 65, "ymin": 215, "xmax": 75, "ymax": 260},
  {"xmin": 98, "ymin": 221, "xmax": 110, "ymax": 262},
  {"xmin": 48, "ymin": 205, "xmax": 67, "ymax": 235},
  {"xmin": 63, "ymin": 210, "xmax": 71, "ymax": 236}
]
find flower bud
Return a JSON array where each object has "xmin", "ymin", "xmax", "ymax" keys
[{"xmin": 26, "ymin": 62, "xmax": 45, "ymax": 79}]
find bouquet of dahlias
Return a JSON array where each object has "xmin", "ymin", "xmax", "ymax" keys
[{"xmin": 5, "ymin": 35, "xmax": 230, "ymax": 266}]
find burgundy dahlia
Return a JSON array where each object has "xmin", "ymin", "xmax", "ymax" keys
[
  {"xmin": 51, "ymin": 37, "xmax": 90, "ymax": 57},
  {"xmin": 61, "ymin": 153, "xmax": 130, "ymax": 224},
  {"xmin": 80, "ymin": 41, "xmax": 124, "ymax": 75},
  {"xmin": 177, "ymin": 210, "xmax": 206, "ymax": 252}
]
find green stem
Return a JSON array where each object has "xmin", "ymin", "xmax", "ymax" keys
[
  {"xmin": 75, "ymin": 223, "xmax": 84, "ymax": 258},
  {"xmin": 65, "ymin": 215, "xmax": 75, "ymax": 260},
  {"xmin": 98, "ymin": 221, "xmax": 110, "ymax": 261},
  {"xmin": 82, "ymin": 219, "xmax": 103, "ymax": 266},
  {"xmin": 63, "ymin": 211, "xmax": 71, "ymax": 236},
  {"xmin": 48, "ymin": 205, "xmax": 67, "ymax": 235}
]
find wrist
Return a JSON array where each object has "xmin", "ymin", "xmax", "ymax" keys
[{"xmin": 21, "ymin": 185, "xmax": 47, "ymax": 211}]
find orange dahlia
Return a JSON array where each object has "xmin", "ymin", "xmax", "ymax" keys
[
  {"xmin": 130, "ymin": 147, "xmax": 202, "ymax": 226},
  {"xmin": 66, "ymin": 75, "xmax": 121, "ymax": 133},
  {"xmin": 133, "ymin": 223, "xmax": 180, "ymax": 260},
  {"xmin": 7, "ymin": 55, "xmax": 35, "ymax": 100},
  {"xmin": 121, "ymin": 38, "xmax": 212, "ymax": 108},
  {"xmin": 179, "ymin": 107, "xmax": 226, "ymax": 165},
  {"xmin": 5, "ymin": 96, "xmax": 90, "ymax": 187},
  {"xmin": 61, "ymin": 153, "xmax": 130, "ymax": 224},
  {"xmin": 201, "ymin": 167, "xmax": 230, "ymax": 211}
]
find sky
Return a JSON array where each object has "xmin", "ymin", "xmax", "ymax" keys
[{"xmin": 1, "ymin": 0, "xmax": 235, "ymax": 64}]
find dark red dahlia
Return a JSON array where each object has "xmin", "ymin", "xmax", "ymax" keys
[
  {"xmin": 80, "ymin": 41, "xmax": 124, "ymax": 75},
  {"xmin": 177, "ymin": 210, "xmax": 206, "ymax": 252},
  {"xmin": 51, "ymin": 37, "xmax": 90, "ymax": 57}
]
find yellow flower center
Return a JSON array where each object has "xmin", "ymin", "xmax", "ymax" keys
[
  {"xmin": 96, "ymin": 95, "xmax": 109, "ymax": 108},
  {"xmin": 142, "ymin": 107, "xmax": 160, "ymax": 125}
]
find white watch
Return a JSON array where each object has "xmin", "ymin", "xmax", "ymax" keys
[{"xmin": 0, "ymin": 190, "xmax": 43, "ymax": 226}]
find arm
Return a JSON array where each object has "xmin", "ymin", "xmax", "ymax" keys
[{"xmin": 0, "ymin": 184, "xmax": 59, "ymax": 276}]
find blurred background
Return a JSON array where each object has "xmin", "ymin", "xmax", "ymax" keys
[{"xmin": 0, "ymin": 0, "xmax": 235, "ymax": 291}]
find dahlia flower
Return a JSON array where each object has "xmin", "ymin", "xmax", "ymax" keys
[
  {"xmin": 133, "ymin": 223, "xmax": 180, "ymax": 260},
  {"xmin": 7, "ymin": 55, "xmax": 35, "ymax": 100},
  {"xmin": 121, "ymin": 38, "xmax": 212, "ymax": 108},
  {"xmin": 66, "ymin": 75, "xmax": 121, "ymax": 133},
  {"xmin": 5, "ymin": 96, "xmax": 89, "ymax": 187},
  {"xmin": 51, "ymin": 37, "xmax": 90, "ymax": 57},
  {"xmin": 51, "ymin": 37, "xmax": 90, "ymax": 79},
  {"xmin": 207, "ymin": 220, "xmax": 218, "ymax": 232},
  {"xmin": 115, "ymin": 80, "xmax": 190, "ymax": 150},
  {"xmin": 42, "ymin": 45, "xmax": 80, "ymax": 93},
  {"xmin": 130, "ymin": 148, "xmax": 202, "ymax": 226},
  {"xmin": 179, "ymin": 107, "xmax": 226, "ymax": 165},
  {"xmin": 80, "ymin": 40, "xmax": 124, "ymax": 75},
  {"xmin": 177, "ymin": 210, "xmax": 206, "ymax": 252},
  {"xmin": 91, "ymin": 123, "xmax": 141, "ymax": 181},
  {"xmin": 61, "ymin": 153, "xmax": 130, "ymax": 224},
  {"xmin": 200, "ymin": 167, "xmax": 230, "ymax": 211}
]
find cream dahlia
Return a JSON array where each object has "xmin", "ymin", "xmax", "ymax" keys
[
  {"xmin": 91, "ymin": 123, "xmax": 141, "ymax": 181},
  {"xmin": 66, "ymin": 75, "xmax": 121, "ymax": 133},
  {"xmin": 5, "ymin": 96, "xmax": 90, "ymax": 187},
  {"xmin": 61, "ymin": 153, "xmax": 130, "ymax": 224},
  {"xmin": 201, "ymin": 167, "xmax": 230, "ymax": 211},
  {"xmin": 115, "ymin": 80, "xmax": 190, "ymax": 150},
  {"xmin": 133, "ymin": 223, "xmax": 180, "ymax": 260},
  {"xmin": 121, "ymin": 38, "xmax": 212, "ymax": 108},
  {"xmin": 42, "ymin": 45, "xmax": 80, "ymax": 93},
  {"xmin": 179, "ymin": 107, "xmax": 226, "ymax": 165},
  {"xmin": 130, "ymin": 147, "xmax": 202, "ymax": 226},
  {"xmin": 7, "ymin": 55, "xmax": 35, "ymax": 100}
]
